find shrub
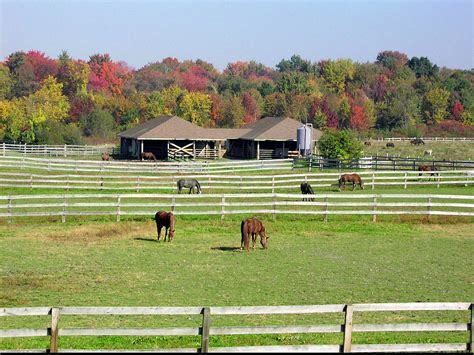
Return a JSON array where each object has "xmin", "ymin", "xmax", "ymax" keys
[{"xmin": 317, "ymin": 129, "xmax": 362, "ymax": 160}]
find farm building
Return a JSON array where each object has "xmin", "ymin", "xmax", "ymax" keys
[{"xmin": 118, "ymin": 115, "xmax": 322, "ymax": 160}]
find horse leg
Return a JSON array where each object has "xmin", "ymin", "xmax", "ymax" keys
[
  {"xmin": 165, "ymin": 227, "xmax": 169, "ymax": 242},
  {"xmin": 252, "ymin": 233, "xmax": 257, "ymax": 250},
  {"xmin": 157, "ymin": 225, "xmax": 162, "ymax": 241}
]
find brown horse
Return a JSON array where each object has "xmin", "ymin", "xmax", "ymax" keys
[
  {"xmin": 240, "ymin": 218, "xmax": 269, "ymax": 252},
  {"xmin": 101, "ymin": 153, "xmax": 110, "ymax": 161},
  {"xmin": 364, "ymin": 141, "xmax": 371, "ymax": 146},
  {"xmin": 141, "ymin": 152, "xmax": 157, "ymax": 161},
  {"xmin": 418, "ymin": 165, "xmax": 439, "ymax": 181},
  {"xmin": 154, "ymin": 211, "xmax": 175, "ymax": 242},
  {"xmin": 338, "ymin": 173, "xmax": 364, "ymax": 191}
]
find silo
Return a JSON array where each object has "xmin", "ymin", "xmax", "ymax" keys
[{"xmin": 297, "ymin": 123, "xmax": 313, "ymax": 156}]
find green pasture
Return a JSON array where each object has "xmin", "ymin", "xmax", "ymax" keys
[
  {"xmin": 1, "ymin": 213, "xmax": 473, "ymax": 350},
  {"xmin": 360, "ymin": 140, "xmax": 474, "ymax": 161}
]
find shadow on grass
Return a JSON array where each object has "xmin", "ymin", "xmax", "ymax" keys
[
  {"xmin": 134, "ymin": 237, "xmax": 158, "ymax": 242},
  {"xmin": 211, "ymin": 246, "xmax": 241, "ymax": 252}
]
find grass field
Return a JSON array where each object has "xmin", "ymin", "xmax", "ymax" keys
[
  {"xmin": 1, "ymin": 157, "xmax": 473, "ymax": 351},
  {"xmin": 1, "ymin": 214, "xmax": 473, "ymax": 350},
  {"xmin": 359, "ymin": 140, "xmax": 474, "ymax": 161}
]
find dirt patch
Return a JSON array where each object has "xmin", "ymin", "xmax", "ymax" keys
[{"xmin": 18, "ymin": 221, "xmax": 154, "ymax": 243}]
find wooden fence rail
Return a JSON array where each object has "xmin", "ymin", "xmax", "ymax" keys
[
  {"xmin": 1, "ymin": 142, "xmax": 115, "ymax": 157},
  {"xmin": 0, "ymin": 193, "xmax": 473, "ymax": 223},
  {"xmin": 0, "ymin": 170, "xmax": 472, "ymax": 192},
  {"xmin": 0, "ymin": 303, "xmax": 472, "ymax": 353}
]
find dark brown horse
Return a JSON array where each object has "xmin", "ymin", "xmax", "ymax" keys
[
  {"xmin": 418, "ymin": 165, "xmax": 439, "ymax": 181},
  {"xmin": 240, "ymin": 218, "xmax": 269, "ymax": 252},
  {"xmin": 155, "ymin": 211, "xmax": 175, "ymax": 242},
  {"xmin": 141, "ymin": 152, "xmax": 157, "ymax": 161},
  {"xmin": 338, "ymin": 173, "xmax": 364, "ymax": 191},
  {"xmin": 300, "ymin": 182, "xmax": 315, "ymax": 201},
  {"xmin": 386, "ymin": 142, "xmax": 395, "ymax": 148},
  {"xmin": 101, "ymin": 153, "xmax": 110, "ymax": 161},
  {"xmin": 364, "ymin": 141, "xmax": 372, "ymax": 146}
]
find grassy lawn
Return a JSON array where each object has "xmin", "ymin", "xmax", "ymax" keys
[
  {"xmin": 1, "ymin": 214, "xmax": 473, "ymax": 350},
  {"xmin": 359, "ymin": 140, "xmax": 474, "ymax": 161}
]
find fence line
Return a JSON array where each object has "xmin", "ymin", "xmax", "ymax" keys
[
  {"xmin": 376, "ymin": 137, "xmax": 474, "ymax": 142},
  {"xmin": 0, "ymin": 156, "xmax": 293, "ymax": 173},
  {"xmin": 0, "ymin": 170, "xmax": 472, "ymax": 192},
  {"xmin": 0, "ymin": 193, "xmax": 473, "ymax": 223},
  {"xmin": 1, "ymin": 142, "xmax": 115, "ymax": 157},
  {"xmin": 1, "ymin": 303, "xmax": 472, "ymax": 353}
]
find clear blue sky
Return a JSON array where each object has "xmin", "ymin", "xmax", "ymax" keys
[{"xmin": 1, "ymin": 0, "xmax": 473, "ymax": 71}]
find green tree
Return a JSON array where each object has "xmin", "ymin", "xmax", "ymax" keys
[
  {"xmin": 408, "ymin": 56, "xmax": 439, "ymax": 78},
  {"xmin": 177, "ymin": 92, "xmax": 212, "ymax": 126},
  {"xmin": 25, "ymin": 76, "xmax": 70, "ymax": 125},
  {"xmin": 317, "ymin": 129, "xmax": 362, "ymax": 160},
  {"xmin": 376, "ymin": 83, "xmax": 421, "ymax": 129},
  {"xmin": 320, "ymin": 59, "xmax": 355, "ymax": 94},
  {"xmin": 422, "ymin": 87, "xmax": 450, "ymax": 123},
  {"xmin": 0, "ymin": 64, "xmax": 13, "ymax": 99},
  {"xmin": 276, "ymin": 72, "xmax": 313, "ymax": 95},
  {"xmin": 218, "ymin": 95, "xmax": 245, "ymax": 128},
  {"xmin": 80, "ymin": 107, "xmax": 115, "ymax": 138}
]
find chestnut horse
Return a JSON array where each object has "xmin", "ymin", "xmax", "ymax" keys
[
  {"xmin": 240, "ymin": 218, "xmax": 269, "ymax": 252},
  {"xmin": 101, "ymin": 153, "xmax": 110, "ymax": 161},
  {"xmin": 154, "ymin": 211, "xmax": 175, "ymax": 242},
  {"xmin": 141, "ymin": 152, "xmax": 157, "ymax": 161},
  {"xmin": 418, "ymin": 165, "xmax": 439, "ymax": 181},
  {"xmin": 338, "ymin": 173, "xmax": 364, "ymax": 191}
]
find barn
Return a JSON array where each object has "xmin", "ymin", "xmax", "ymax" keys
[{"xmin": 118, "ymin": 115, "xmax": 322, "ymax": 160}]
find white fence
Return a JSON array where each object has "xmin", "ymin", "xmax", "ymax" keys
[
  {"xmin": 376, "ymin": 137, "xmax": 474, "ymax": 142},
  {"xmin": 0, "ymin": 142, "xmax": 114, "ymax": 157},
  {"xmin": 0, "ymin": 193, "xmax": 473, "ymax": 223},
  {"xmin": 0, "ymin": 155, "xmax": 293, "ymax": 173},
  {"xmin": 0, "ymin": 170, "xmax": 472, "ymax": 192},
  {"xmin": 1, "ymin": 303, "xmax": 472, "ymax": 353}
]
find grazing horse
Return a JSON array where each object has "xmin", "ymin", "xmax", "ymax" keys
[
  {"xmin": 364, "ymin": 141, "xmax": 372, "ymax": 146},
  {"xmin": 240, "ymin": 217, "xmax": 269, "ymax": 252},
  {"xmin": 141, "ymin": 152, "xmax": 157, "ymax": 161},
  {"xmin": 418, "ymin": 165, "xmax": 439, "ymax": 181},
  {"xmin": 300, "ymin": 182, "xmax": 315, "ymax": 201},
  {"xmin": 386, "ymin": 142, "xmax": 395, "ymax": 148},
  {"xmin": 154, "ymin": 211, "xmax": 175, "ymax": 242},
  {"xmin": 338, "ymin": 173, "xmax": 364, "ymax": 191},
  {"xmin": 410, "ymin": 138, "xmax": 425, "ymax": 145},
  {"xmin": 177, "ymin": 179, "xmax": 202, "ymax": 194},
  {"xmin": 101, "ymin": 153, "xmax": 110, "ymax": 161}
]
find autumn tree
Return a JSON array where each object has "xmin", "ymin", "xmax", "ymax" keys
[
  {"xmin": 0, "ymin": 64, "xmax": 13, "ymax": 99},
  {"xmin": 218, "ymin": 95, "xmax": 245, "ymax": 128},
  {"xmin": 177, "ymin": 92, "xmax": 212, "ymax": 126},
  {"xmin": 320, "ymin": 59, "xmax": 355, "ymax": 94},
  {"xmin": 422, "ymin": 87, "xmax": 451, "ymax": 123}
]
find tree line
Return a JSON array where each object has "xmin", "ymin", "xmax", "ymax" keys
[{"xmin": 0, "ymin": 50, "xmax": 473, "ymax": 145}]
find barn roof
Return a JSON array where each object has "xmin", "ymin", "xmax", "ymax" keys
[{"xmin": 118, "ymin": 115, "xmax": 321, "ymax": 141}]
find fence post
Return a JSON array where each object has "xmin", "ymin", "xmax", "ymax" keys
[
  {"xmin": 30, "ymin": 174, "xmax": 33, "ymax": 190},
  {"xmin": 221, "ymin": 196, "xmax": 225, "ymax": 221},
  {"xmin": 62, "ymin": 195, "xmax": 66, "ymax": 223},
  {"xmin": 7, "ymin": 196, "xmax": 12, "ymax": 223},
  {"xmin": 324, "ymin": 196, "xmax": 328, "ymax": 223},
  {"xmin": 469, "ymin": 303, "xmax": 473, "ymax": 354},
  {"xmin": 63, "ymin": 144, "xmax": 67, "ymax": 157},
  {"xmin": 2, "ymin": 142, "xmax": 5, "ymax": 156},
  {"xmin": 171, "ymin": 197, "xmax": 176, "ymax": 212},
  {"xmin": 200, "ymin": 307, "xmax": 211, "ymax": 353},
  {"xmin": 50, "ymin": 307, "xmax": 60, "ymax": 353},
  {"xmin": 273, "ymin": 194, "xmax": 277, "ymax": 220},
  {"xmin": 372, "ymin": 196, "xmax": 377, "ymax": 222},
  {"xmin": 117, "ymin": 196, "xmax": 121, "ymax": 222},
  {"xmin": 136, "ymin": 176, "xmax": 140, "ymax": 192},
  {"xmin": 371, "ymin": 173, "xmax": 375, "ymax": 190},
  {"xmin": 404, "ymin": 173, "xmax": 407, "ymax": 189},
  {"xmin": 343, "ymin": 304, "xmax": 353, "ymax": 353},
  {"xmin": 272, "ymin": 176, "xmax": 275, "ymax": 194},
  {"xmin": 427, "ymin": 196, "xmax": 432, "ymax": 220}
]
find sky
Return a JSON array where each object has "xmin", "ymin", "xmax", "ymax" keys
[{"xmin": 1, "ymin": 0, "xmax": 473, "ymax": 71}]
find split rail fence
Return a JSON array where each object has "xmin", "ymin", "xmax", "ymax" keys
[
  {"xmin": 0, "ymin": 193, "xmax": 473, "ymax": 223},
  {"xmin": 1, "ymin": 303, "xmax": 472, "ymax": 353},
  {"xmin": 0, "ymin": 170, "xmax": 473, "ymax": 192}
]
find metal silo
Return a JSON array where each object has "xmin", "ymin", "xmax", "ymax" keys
[{"xmin": 297, "ymin": 123, "xmax": 313, "ymax": 156}]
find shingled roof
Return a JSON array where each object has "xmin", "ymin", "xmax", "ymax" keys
[{"xmin": 119, "ymin": 115, "xmax": 321, "ymax": 141}]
